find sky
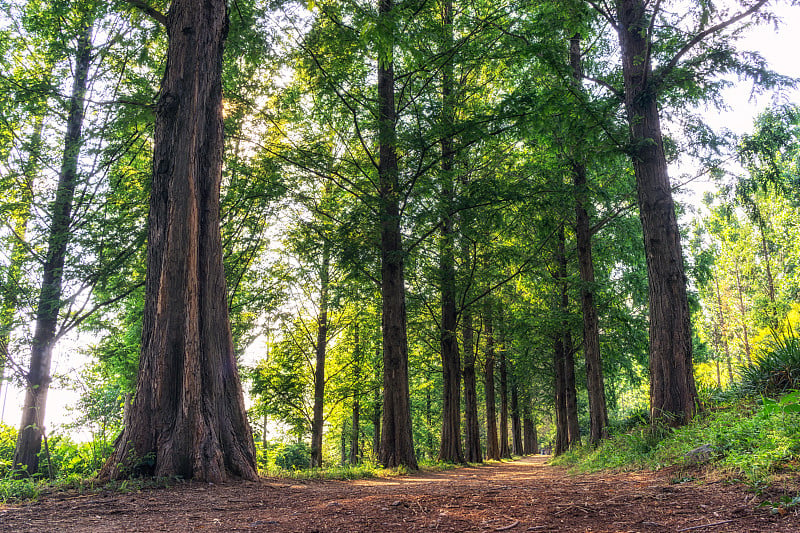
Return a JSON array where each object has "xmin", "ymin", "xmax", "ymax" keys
[{"xmin": 2, "ymin": 1, "xmax": 800, "ymax": 440}]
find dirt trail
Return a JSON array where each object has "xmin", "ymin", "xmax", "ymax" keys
[{"xmin": 1, "ymin": 456, "xmax": 798, "ymax": 532}]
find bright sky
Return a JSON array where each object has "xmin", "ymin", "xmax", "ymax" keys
[{"xmin": 2, "ymin": 2, "xmax": 800, "ymax": 441}]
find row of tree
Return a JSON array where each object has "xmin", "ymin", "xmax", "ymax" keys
[{"xmin": 0, "ymin": 0, "xmax": 796, "ymax": 479}]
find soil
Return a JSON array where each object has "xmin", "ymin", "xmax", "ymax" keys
[{"xmin": 1, "ymin": 456, "xmax": 798, "ymax": 532}]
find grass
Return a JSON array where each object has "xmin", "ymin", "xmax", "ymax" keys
[{"xmin": 552, "ymin": 397, "xmax": 800, "ymax": 488}]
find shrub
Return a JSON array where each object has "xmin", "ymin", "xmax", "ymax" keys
[
  {"xmin": 738, "ymin": 331, "xmax": 800, "ymax": 398},
  {"xmin": 270, "ymin": 441, "xmax": 311, "ymax": 470}
]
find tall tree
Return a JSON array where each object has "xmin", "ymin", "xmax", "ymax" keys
[
  {"xmin": 603, "ymin": 0, "xmax": 771, "ymax": 426},
  {"xmin": 13, "ymin": 15, "xmax": 93, "ymax": 476},
  {"xmin": 102, "ymin": 0, "xmax": 257, "ymax": 481},
  {"xmin": 436, "ymin": 0, "xmax": 464, "ymax": 465},
  {"xmin": 569, "ymin": 33, "xmax": 608, "ymax": 445},
  {"xmin": 377, "ymin": 0, "xmax": 417, "ymax": 470}
]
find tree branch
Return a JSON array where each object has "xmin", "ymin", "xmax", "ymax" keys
[{"xmin": 124, "ymin": 0, "xmax": 167, "ymax": 27}]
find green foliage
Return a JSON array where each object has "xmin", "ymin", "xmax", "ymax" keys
[
  {"xmin": 269, "ymin": 441, "xmax": 311, "ymax": 471},
  {"xmin": 737, "ymin": 331, "xmax": 800, "ymax": 398},
  {"xmin": 554, "ymin": 400, "xmax": 800, "ymax": 487}
]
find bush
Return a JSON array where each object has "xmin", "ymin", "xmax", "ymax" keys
[
  {"xmin": 270, "ymin": 441, "xmax": 311, "ymax": 471},
  {"xmin": 738, "ymin": 332, "xmax": 800, "ymax": 398}
]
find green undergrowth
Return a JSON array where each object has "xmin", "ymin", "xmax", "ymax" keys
[{"xmin": 552, "ymin": 397, "xmax": 800, "ymax": 488}]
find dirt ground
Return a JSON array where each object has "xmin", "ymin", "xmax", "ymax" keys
[{"xmin": 1, "ymin": 456, "xmax": 798, "ymax": 532}]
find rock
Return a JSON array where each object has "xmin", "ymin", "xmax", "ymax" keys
[{"xmin": 684, "ymin": 443, "xmax": 714, "ymax": 464}]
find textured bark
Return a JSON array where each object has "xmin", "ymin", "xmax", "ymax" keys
[
  {"xmin": 14, "ymin": 23, "xmax": 92, "ymax": 476},
  {"xmin": 570, "ymin": 35, "xmax": 608, "ymax": 446},
  {"xmin": 101, "ymin": 0, "xmax": 257, "ymax": 482},
  {"xmin": 461, "ymin": 307, "xmax": 482, "ymax": 462},
  {"xmin": 484, "ymin": 314, "xmax": 500, "ymax": 461},
  {"xmin": 377, "ymin": 0, "xmax": 416, "ymax": 470},
  {"xmin": 616, "ymin": 0, "xmax": 697, "ymax": 426},
  {"xmin": 437, "ymin": 0, "xmax": 464, "ymax": 466},
  {"xmin": 310, "ymin": 242, "xmax": 331, "ymax": 468}
]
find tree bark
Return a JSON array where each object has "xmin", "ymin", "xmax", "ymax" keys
[
  {"xmin": 461, "ymin": 306, "xmax": 482, "ymax": 462},
  {"xmin": 377, "ymin": 0, "xmax": 417, "ymax": 470},
  {"xmin": 310, "ymin": 241, "xmax": 331, "ymax": 468},
  {"xmin": 555, "ymin": 224, "xmax": 580, "ymax": 450},
  {"xmin": 13, "ymin": 22, "xmax": 92, "ymax": 476},
  {"xmin": 570, "ymin": 34, "xmax": 608, "ymax": 446},
  {"xmin": 101, "ymin": 0, "xmax": 257, "ymax": 482},
  {"xmin": 484, "ymin": 313, "xmax": 500, "ymax": 460},
  {"xmin": 616, "ymin": 0, "xmax": 698, "ymax": 427},
  {"xmin": 437, "ymin": 0, "xmax": 464, "ymax": 466}
]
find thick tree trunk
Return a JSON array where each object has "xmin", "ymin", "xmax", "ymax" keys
[
  {"xmin": 13, "ymin": 23, "xmax": 92, "ymax": 476},
  {"xmin": 498, "ymin": 342, "xmax": 511, "ymax": 459},
  {"xmin": 101, "ymin": 0, "xmax": 257, "ymax": 482},
  {"xmin": 461, "ymin": 307, "xmax": 482, "ymax": 462},
  {"xmin": 377, "ymin": 0, "xmax": 417, "ymax": 471},
  {"xmin": 570, "ymin": 35, "xmax": 608, "ymax": 446},
  {"xmin": 616, "ymin": 0, "xmax": 697, "ymax": 427},
  {"xmin": 310, "ymin": 242, "xmax": 331, "ymax": 468},
  {"xmin": 484, "ymin": 314, "xmax": 500, "ymax": 460},
  {"xmin": 437, "ymin": 0, "xmax": 464, "ymax": 466}
]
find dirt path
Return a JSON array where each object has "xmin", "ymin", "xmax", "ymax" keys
[{"xmin": 1, "ymin": 456, "xmax": 798, "ymax": 532}]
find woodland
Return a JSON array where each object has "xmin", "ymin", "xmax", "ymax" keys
[{"xmin": 0, "ymin": 0, "xmax": 799, "ymax": 514}]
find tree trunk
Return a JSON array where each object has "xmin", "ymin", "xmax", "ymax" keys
[
  {"xmin": 101, "ymin": 0, "xmax": 257, "ymax": 482},
  {"xmin": 570, "ymin": 34, "xmax": 608, "ymax": 446},
  {"xmin": 616, "ymin": 0, "xmax": 697, "ymax": 427},
  {"xmin": 484, "ymin": 313, "xmax": 500, "ymax": 460},
  {"xmin": 13, "ymin": 22, "xmax": 92, "ymax": 476},
  {"xmin": 310, "ymin": 241, "xmax": 331, "ymax": 468},
  {"xmin": 372, "ymin": 357, "xmax": 381, "ymax": 461},
  {"xmin": 510, "ymin": 381, "xmax": 523, "ymax": 456},
  {"xmin": 523, "ymin": 416, "xmax": 538, "ymax": 456},
  {"xmin": 714, "ymin": 277, "xmax": 734, "ymax": 381},
  {"xmin": 734, "ymin": 264, "xmax": 752, "ymax": 365},
  {"xmin": 377, "ymin": 0, "xmax": 417, "ymax": 471},
  {"xmin": 461, "ymin": 306, "xmax": 482, "ymax": 462},
  {"xmin": 553, "ymin": 333, "xmax": 568, "ymax": 456},
  {"xmin": 350, "ymin": 324, "xmax": 362, "ymax": 465},
  {"xmin": 555, "ymin": 224, "xmax": 580, "ymax": 450},
  {"xmin": 436, "ymin": 0, "xmax": 464, "ymax": 466},
  {"xmin": 498, "ymin": 341, "xmax": 511, "ymax": 459}
]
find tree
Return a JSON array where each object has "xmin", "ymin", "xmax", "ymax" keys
[
  {"xmin": 13, "ymin": 12, "xmax": 94, "ymax": 476},
  {"xmin": 102, "ymin": 0, "xmax": 257, "ymax": 481},
  {"xmin": 595, "ymin": 0, "xmax": 774, "ymax": 425},
  {"xmin": 376, "ymin": 0, "xmax": 417, "ymax": 470}
]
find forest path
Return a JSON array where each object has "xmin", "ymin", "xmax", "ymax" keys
[{"xmin": 1, "ymin": 455, "xmax": 798, "ymax": 532}]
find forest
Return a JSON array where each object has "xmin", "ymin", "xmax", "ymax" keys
[{"xmin": 0, "ymin": 0, "xmax": 799, "ymax": 494}]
